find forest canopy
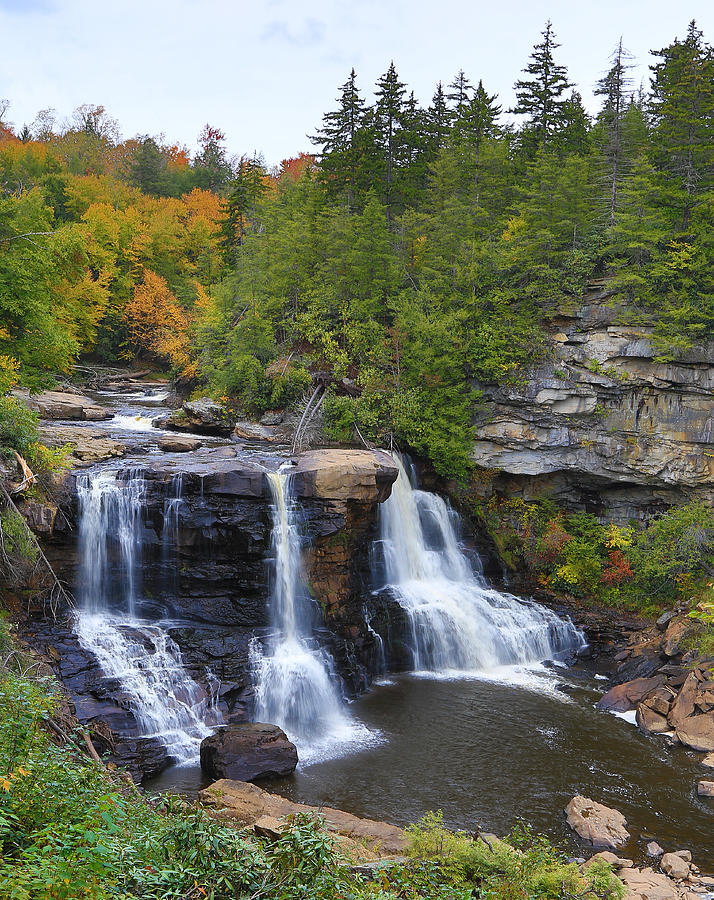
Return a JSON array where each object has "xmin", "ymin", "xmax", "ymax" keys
[{"xmin": 1, "ymin": 20, "xmax": 713, "ymax": 475}]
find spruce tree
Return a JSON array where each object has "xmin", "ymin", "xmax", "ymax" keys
[
  {"xmin": 513, "ymin": 21, "xmax": 572, "ymax": 152},
  {"xmin": 446, "ymin": 69, "xmax": 473, "ymax": 113},
  {"xmin": 425, "ymin": 82, "xmax": 452, "ymax": 159},
  {"xmin": 374, "ymin": 61, "xmax": 407, "ymax": 220},
  {"xmin": 649, "ymin": 20, "xmax": 714, "ymax": 229},
  {"xmin": 595, "ymin": 39, "xmax": 634, "ymax": 225},
  {"xmin": 310, "ymin": 68, "xmax": 367, "ymax": 209}
]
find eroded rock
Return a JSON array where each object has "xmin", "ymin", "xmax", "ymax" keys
[
  {"xmin": 157, "ymin": 434, "xmax": 204, "ymax": 453},
  {"xmin": 16, "ymin": 389, "xmax": 112, "ymax": 421},
  {"xmin": 697, "ymin": 779, "xmax": 714, "ymax": 797},
  {"xmin": 200, "ymin": 723, "xmax": 298, "ymax": 782},
  {"xmin": 293, "ymin": 449, "xmax": 399, "ymax": 504},
  {"xmin": 199, "ymin": 779, "xmax": 407, "ymax": 856},
  {"xmin": 564, "ymin": 796, "xmax": 629, "ymax": 849},
  {"xmin": 619, "ymin": 867, "xmax": 679, "ymax": 900},
  {"xmin": 660, "ymin": 852, "xmax": 690, "ymax": 880},
  {"xmin": 597, "ymin": 676, "xmax": 664, "ymax": 713}
]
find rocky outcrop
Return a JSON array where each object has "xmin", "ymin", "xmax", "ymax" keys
[
  {"xmin": 233, "ymin": 421, "xmax": 291, "ymax": 443},
  {"xmin": 470, "ymin": 286, "xmax": 714, "ymax": 522},
  {"xmin": 156, "ymin": 397, "xmax": 232, "ymax": 435},
  {"xmin": 38, "ymin": 424, "xmax": 127, "ymax": 464},
  {"xmin": 14, "ymin": 389, "xmax": 112, "ymax": 421},
  {"xmin": 199, "ymin": 779, "xmax": 407, "ymax": 856},
  {"xmin": 200, "ymin": 724, "xmax": 297, "ymax": 782},
  {"xmin": 564, "ymin": 796, "xmax": 630, "ymax": 849},
  {"xmin": 293, "ymin": 450, "xmax": 398, "ymax": 504}
]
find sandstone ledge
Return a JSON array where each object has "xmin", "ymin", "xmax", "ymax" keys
[{"xmin": 199, "ymin": 779, "xmax": 407, "ymax": 856}]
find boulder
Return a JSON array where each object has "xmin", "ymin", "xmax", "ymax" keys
[
  {"xmin": 662, "ymin": 618, "xmax": 698, "ymax": 657},
  {"xmin": 259, "ymin": 411, "xmax": 284, "ymax": 426},
  {"xmin": 233, "ymin": 420, "xmax": 289, "ymax": 443},
  {"xmin": 668, "ymin": 673, "xmax": 699, "ymax": 728},
  {"xmin": 293, "ymin": 450, "xmax": 399, "ymax": 505},
  {"xmin": 675, "ymin": 714, "xmax": 714, "ymax": 752},
  {"xmin": 701, "ymin": 752, "xmax": 714, "ymax": 768},
  {"xmin": 597, "ymin": 676, "xmax": 664, "ymax": 713},
  {"xmin": 583, "ymin": 851, "xmax": 633, "ymax": 869},
  {"xmin": 564, "ymin": 796, "xmax": 630, "ymax": 849},
  {"xmin": 697, "ymin": 780, "xmax": 714, "ymax": 797},
  {"xmin": 619, "ymin": 867, "xmax": 678, "ymax": 900},
  {"xmin": 199, "ymin": 779, "xmax": 407, "ymax": 856},
  {"xmin": 646, "ymin": 841, "xmax": 664, "ymax": 858},
  {"xmin": 660, "ymin": 852, "xmax": 690, "ymax": 880},
  {"xmin": 636, "ymin": 703, "xmax": 670, "ymax": 735},
  {"xmin": 200, "ymin": 724, "xmax": 297, "ymax": 782},
  {"xmin": 157, "ymin": 434, "xmax": 204, "ymax": 453},
  {"xmin": 16, "ymin": 389, "xmax": 111, "ymax": 421},
  {"xmin": 160, "ymin": 398, "xmax": 232, "ymax": 435}
]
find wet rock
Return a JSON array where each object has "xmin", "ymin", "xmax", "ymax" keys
[
  {"xmin": 675, "ymin": 714, "xmax": 714, "ymax": 752},
  {"xmin": 701, "ymin": 752, "xmax": 714, "ymax": 768},
  {"xmin": 637, "ymin": 703, "xmax": 670, "ymax": 735},
  {"xmin": 15, "ymin": 389, "xmax": 112, "ymax": 421},
  {"xmin": 200, "ymin": 723, "xmax": 298, "ymax": 782},
  {"xmin": 646, "ymin": 841, "xmax": 664, "ymax": 858},
  {"xmin": 620, "ymin": 867, "xmax": 678, "ymax": 900},
  {"xmin": 157, "ymin": 434, "xmax": 203, "ymax": 452},
  {"xmin": 697, "ymin": 780, "xmax": 714, "ymax": 797},
  {"xmin": 597, "ymin": 676, "xmax": 664, "ymax": 713},
  {"xmin": 199, "ymin": 779, "xmax": 407, "ymax": 856},
  {"xmin": 564, "ymin": 796, "xmax": 630, "ymax": 849},
  {"xmin": 668, "ymin": 673, "xmax": 699, "ymax": 728},
  {"xmin": 293, "ymin": 449, "xmax": 399, "ymax": 504},
  {"xmin": 660, "ymin": 852, "xmax": 690, "ymax": 880}
]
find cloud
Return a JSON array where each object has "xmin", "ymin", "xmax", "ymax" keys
[{"xmin": 260, "ymin": 17, "xmax": 326, "ymax": 48}]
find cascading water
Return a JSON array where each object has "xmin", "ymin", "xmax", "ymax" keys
[
  {"xmin": 75, "ymin": 469, "xmax": 220, "ymax": 762},
  {"xmin": 376, "ymin": 457, "xmax": 585, "ymax": 673},
  {"xmin": 253, "ymin": 470, "xmax": 370, "ymax": 757}
]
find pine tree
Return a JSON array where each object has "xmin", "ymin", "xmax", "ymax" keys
[
  {"xmin": 649, "ymin": 20, "xmax": 714, "ymax": 229},
  {"xmin": 310, "ymin": 69, "xmax": 367, "ymax": 209},
  {"xmin": 513, "ymin": 21, "xmax": 572, "ymax": 151},
  {"xmin": 219, "ymin": 155, "xmax": 267, "ymax": 263}
]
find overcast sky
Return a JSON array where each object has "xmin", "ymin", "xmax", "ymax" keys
[{"xmin": 1, "ymin": 0, "xmax": 713, "ymax": 167}]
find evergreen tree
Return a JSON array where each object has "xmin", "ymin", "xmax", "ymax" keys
[
  {"xmin": 424, "ymin": 82, "xmax": 452, "ymax": 159},
  {"xmin": 374, "ymin": 61, "xmax": 407, "ymax": 220},
  {"xmin": 310, "ymin": 68, "xmax": 367, "ymax": 209},
  {"xmin": 556, "ymin": 90, "xmax": 591, "ymax": 156},
  {"xmin": 131, "ymin": 137, "xmax": 166, "ymax": 196},
  {"xmin": 649, "ymin": 20, "xmax": 714, "ymax": 229},
  {"xmin": 595, "ymin": 39, "xmax": 635, "ymax": 225},
  {"xmin": 513, "ymin": 21, "xmax": 572, "ymax": 152},
  {"xmin": 219, "ymin": 155, "xmax": 267, "ymax": 263},
  {"xmin": 446, "ymin": 69, "xmax": 473, "ymax": 113},
  {"xmin": 193, "ymin": 124, "xmax": 232, "ymax": 193}
]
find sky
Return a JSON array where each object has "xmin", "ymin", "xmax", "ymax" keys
[{"xmin": 1, "ymin": 0, "xmax": 713, "ymax": 167}]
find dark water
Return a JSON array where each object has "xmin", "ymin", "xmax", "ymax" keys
[{"xmin": 148, "ymin": 666, "xmax": 714, "ymax": 868}]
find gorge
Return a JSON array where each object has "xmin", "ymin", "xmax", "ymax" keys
[{"xmin": 16, "ymin": 385, "xmax": 714, "ymax": 863}]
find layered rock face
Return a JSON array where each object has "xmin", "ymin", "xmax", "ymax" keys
[{"xmin": 471, "ymin": 286, "xmax": 714, "ymax": 522}]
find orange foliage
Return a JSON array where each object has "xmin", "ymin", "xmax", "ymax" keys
[
  {"xmin": 279, "ymin": 152, "xmax": 315, "ymax": 182},
  {"xmin": 123, "ymin": 270, "xmax": 192, "ymax": 372},
  {"xmin": 601, "ymin": 549, "xmax": 634, "ymax": 586}
]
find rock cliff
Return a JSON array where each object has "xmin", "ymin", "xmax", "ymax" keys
[{"xmin": 471, "ymin": 285, "xmax": 714, "ymax": 522}]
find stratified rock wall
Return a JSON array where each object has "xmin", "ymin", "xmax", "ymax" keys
[{"xmin": 471, "ymin": 285, "xmax": 714, "ymax": 521}]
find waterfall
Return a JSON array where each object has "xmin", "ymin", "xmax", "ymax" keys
[
  {"xmin": 377, "ymin": 456, "xmax": 585, "ymax": 673},
  {"xmin": 253, "ymin": 470, "xmax": 367, "ymax": 757},
  {"xmin": 75, "ymin": 469, "xmax": 220, "ymax": 763}
]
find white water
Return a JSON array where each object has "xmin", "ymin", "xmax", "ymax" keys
[
  {"xmin": 75, "ymin": 469, "xmax": 220, "ymax": 762},
  {"xmin": 378, "ymin": 457, "xmax": 585, "ymax": 674},
  {"xmin": 253, "ymin": 470, "xmax": 374, "ymax": 761}
]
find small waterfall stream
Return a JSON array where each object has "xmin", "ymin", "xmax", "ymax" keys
[
  {"xmin": 253, "ymin": 470, "xmax": 369, "ymax": 758},
  {"xmin": 75, "ymin": 469, "xmax": 220, "ymax": 763},
  {"xmin": 377, "ymin": 457, "xmax": 585, "ymax": 673}
]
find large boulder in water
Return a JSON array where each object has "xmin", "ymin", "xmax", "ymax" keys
[
  {"xmin": 200, "ymin": 723, "xmax": 298, "ymax": 782},
  {"xmin": 293, "ymin": 449, "xmax": 398, "ymax": 504},
  {"xmin": 157, "ymin": 397, "xmax": 232, "ymax": 435},
  {"xmin": 564, "ymin": 796, "xmax": 630, "ymax": 849}
]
